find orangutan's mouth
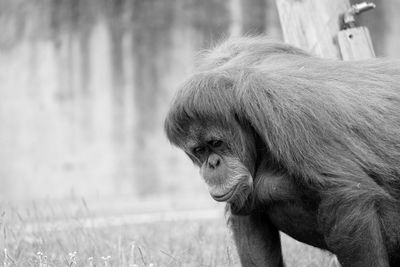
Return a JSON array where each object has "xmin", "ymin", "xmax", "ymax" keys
[{"xmin": 211, "ymin": 184, "xmax": 240, "ymax": 202}]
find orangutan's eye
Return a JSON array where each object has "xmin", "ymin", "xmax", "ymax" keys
[
  {"xmin": 193, "ymin": 146, "xmax": 206, "ymax": 156},
  {"xmin": 208, "ymin": 140, "xmax": 223, "ymax": 148}
]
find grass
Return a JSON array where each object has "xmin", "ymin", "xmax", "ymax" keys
[{"xmin": 0, "ymin": 198, "xmax": 339, "ymax": 267}]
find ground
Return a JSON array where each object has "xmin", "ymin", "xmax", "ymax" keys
[{"xmin": 0, "ymin": 196, "xmax": 339, "ymax": 267}]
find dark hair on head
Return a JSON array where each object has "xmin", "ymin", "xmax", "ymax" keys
[
  {"xmin": 165, "ymin": 36, "xmax": 312, "ymax": 146},
  {"xmin": 197, "ymin": 35, "xmax": 311, "ymax": 71},
  {"xmin": 164, "ymin": 71, "xmax": 236, "ymax": 146}
]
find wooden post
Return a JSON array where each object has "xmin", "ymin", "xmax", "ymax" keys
[
  {"xmin": 275, "ymin": 0, "xmax": 350, "ymax": 59},
  {"xmin": 338, "ymin": 27, "xmax": 375, "ymax": 60},
  {"xmin": 275, "ymin": 0, "xmax": 376, "ymax": 60},
  {"xmin": 337, "ymin": 2, "xmax": 376, "ymax": 60}
]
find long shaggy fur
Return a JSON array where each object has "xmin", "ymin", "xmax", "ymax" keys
[
  {"xmin": 165, "ymin": 36, "xmax": 400, "ymax": 266},
  {"xmin": 165, "ymin": 37, "xmax": 400, "ymax": 198}
]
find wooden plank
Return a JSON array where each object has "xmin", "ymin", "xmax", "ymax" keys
[
  {"xmin": 275, "ymin": 0, "xmax": 350, "ymax": 59},
  {"xmin": 338, "ymin": 27, "xmax": 375, "ymax": 60}
]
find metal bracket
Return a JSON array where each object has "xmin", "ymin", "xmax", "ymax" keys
[{"xmin": 343, "ymin": 2, "xmax": 376, "ymax": 29}]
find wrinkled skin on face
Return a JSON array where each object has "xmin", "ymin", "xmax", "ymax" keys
[{"xmin": 179, "ymin": 121, "xmax": 258, "ymax": 214}]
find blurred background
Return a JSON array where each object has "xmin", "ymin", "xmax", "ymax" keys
[
  {"xmin": 0, "ymin": 0, "xmax": 399, "ymax": 204},
  {"xmin": 0, "ymin": 1, "xmax": 399, "ymax": 265}
]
